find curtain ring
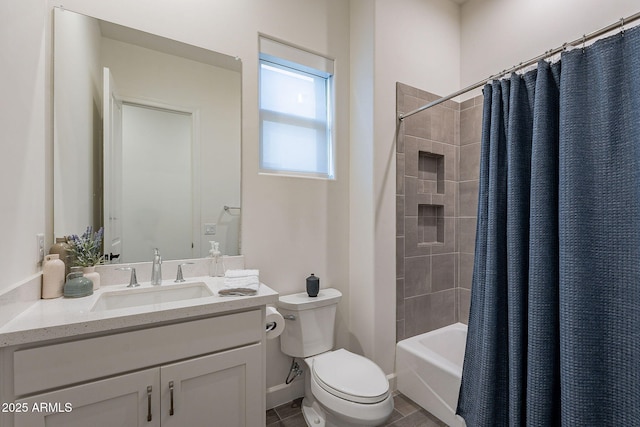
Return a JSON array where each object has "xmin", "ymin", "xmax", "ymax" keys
[{"xmin": 620, "ymin": 17, "xmax": 625, "ymax": 36}]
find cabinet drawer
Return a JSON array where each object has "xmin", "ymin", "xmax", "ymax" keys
[{"xmin": 13, "ymin": 309, "xmax": 262, "ymax": 397}]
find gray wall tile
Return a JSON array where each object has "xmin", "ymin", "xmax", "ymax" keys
[
  {"xmin": 396, "ymin": 320, "xmax": 406, "ymax": 342},
  {"xmin": 405, "ymin": 216, "xmax": 431, "ymax": 257},
  {"xmin": 460, "ymin": 98, "xmax": 475, "ymax": 111},
  {"xmin": 432, "ymin": 254, "xmax": 456, "ymax": 292},
  {"xmin": 397, "ymin": 153, "xmax": 405, "ymax": 194},
  {"xmin": 429, "ymin": 289, "xmax": 456, "ymax": 330},
  {"xmin": 460, "ymin": 143, "xmax": 481, "ymax": 181},
  {"xmin": 443, "ymin": 181, "xmax": 457, "ymax": 217},
  {"xmin": 458, "ymin": 288, "xmax": 471, "ymax": 325},
  {"xmin": 459, "ymin": 180, "xmax": 479, "ymax": 217},
  {"xmin": 460, "ymin": 104, "xmax": 483, "ymax": 145},
  {"xmin": 397, "ymin": 84, "xmax": 482, "ymax": 341},
  {"xmin": 458, "ymin": 217, "xmax": 477, "ymax": 254},
  {"xmin": 404, "ymin": 295, "xmax": 430, "ymax": 337},
  {"xmin": 417, "ymin": 89, "xmax": 439, "ymax": 103},
  {"xmin": 404, "ymin": 256, "xmax": 431, "ymax": 297},
  {"xmin": 397, "ymin": 82, "xmax": 418, "ymax": 99},
  {"xmin": 459, "ymin": 252, "xmax": 474, "ymax": 289},
  {"xmin": 404, "ymin": 177, "xmax": 418, "ymax": 216},
  {"xmin": 405, "ymin": 137, "xmax": 419, "ymax": 177},
  {"xmin": 443, "ymin": 107, "xmax": 455, "ymax": 145},
  {"xmin": 397, "ymin": 196, "xmax": 405, "ymax": 236},
  {"xmin": 397, "ymin": 279, "xmax": 405, "ymax": 320},
  {"xmin": 404, "ymin": 99, "xmax": 431, "ymax": 139},
  {"xmin": 430, "ymin": 106, "xmax": 448, "ymax": 143},
  {"xmin": 454, "ymin": 110, "xmax": 460, "ymax": 146},
  {"xmin": 432, "ymin": 217, "xmax": 455, "ymax": 254},
  {"xmin": 396, "ymin": 236, "xmax": 405, "ymax": 278},
  {"xmin": 444, "ymin": 144, "xmax": 457, "ymax": 181}
]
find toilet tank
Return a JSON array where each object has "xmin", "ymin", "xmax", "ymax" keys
[{"xmin": 277, "ymin": 288, "xmax": 342, "ymax": 358}]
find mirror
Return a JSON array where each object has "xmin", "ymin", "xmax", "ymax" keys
[{"xmin": 53, "ymin": 8, "xmax": 241, "ymax": 263}]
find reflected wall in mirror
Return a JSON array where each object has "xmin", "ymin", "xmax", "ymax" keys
[{"xmin": 53, "ymin": 8, "xmax": 241, "ymax": 262}]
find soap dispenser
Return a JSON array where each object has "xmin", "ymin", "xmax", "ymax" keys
[{"xmin": 209, "ymin": 241, "xmax": 225, "ymax": 277}]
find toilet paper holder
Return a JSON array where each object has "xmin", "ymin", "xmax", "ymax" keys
[
  {"xmin": 266, "ymin": 321, "xmax": 278, "ymax": 331},
  {"xmin": 267, "ymin": 313, "xmax": 294, "ymax": 331},
  {"xmin": 265, "ymin": 306, "xmax": 286, "ymax": 339}
]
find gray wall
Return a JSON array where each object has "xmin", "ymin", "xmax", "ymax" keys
[{"xmin": 396, "ymin": 82, "xmax": 482, "ymax": 341}]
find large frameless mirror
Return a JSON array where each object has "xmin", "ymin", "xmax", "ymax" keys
[{"xmin": 53, "ymin": 8, "xmax": 241, "ymax": 263}]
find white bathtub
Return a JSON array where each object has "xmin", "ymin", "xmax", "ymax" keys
[{"xmin": 396, "ymin": 323, "xmax": 467, "ymax": 427}]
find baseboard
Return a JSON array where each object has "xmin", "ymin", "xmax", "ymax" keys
[
  {"xmin": 387, "ymin": 372, "xmax": 398, "ymax": 392},
  {"xmin": 266, "ymin": 378, "xmax": 305, "ymax": 410}
]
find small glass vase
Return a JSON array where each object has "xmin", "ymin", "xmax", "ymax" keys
[{"xmin": 83, "ymin": 266, "xmax": 101, "ymax": 290}]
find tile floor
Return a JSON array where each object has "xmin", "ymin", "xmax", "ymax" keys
[{"xmin": 266, "ymin": 392, "xmax": 447, "ymax": 427}]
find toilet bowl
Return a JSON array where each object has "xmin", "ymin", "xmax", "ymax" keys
[
  {"xmin": 278, "ymin": 289, "xmax": 394, "ymax": 426},
  {"xmin": 303, "ymin": 349, "xmax": 393, "ymax": 427}
]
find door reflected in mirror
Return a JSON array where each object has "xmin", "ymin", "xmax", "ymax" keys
[{"xmin": 53, "ymin": 8, "xmax": 242, "ymax": 262}]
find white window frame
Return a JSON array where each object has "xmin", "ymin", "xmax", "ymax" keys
[{"xmin": 258, "ymin": 36, "xmax": 335, "ymax": 179}]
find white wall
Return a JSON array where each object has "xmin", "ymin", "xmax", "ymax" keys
[
  {"xmin": 0, "ymin": 0, "xmax": 47, "ymax": 290},
  {"xmin": 366, "ymin": 0, "xmax": 461, "ymax": 373},
  {"xmin": 349, "ymin": 0, "xmax": 376, "ymax": 362},
  {"xmin": 43, "ymin": 0, "xmax": 351, "ymax": 407},
  {"xmin": 461, "ymin": 0, "xmax": 640, "ymax": 98}
]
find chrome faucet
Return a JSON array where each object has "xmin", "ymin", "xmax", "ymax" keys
[{"xmin": 151, "ymin": 248, "xmax": 162, "ymax": 285}]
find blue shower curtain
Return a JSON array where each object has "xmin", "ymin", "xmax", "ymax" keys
[{"xmin": 457, "ymin": 25, "xmax": 640, "ymax": 426}]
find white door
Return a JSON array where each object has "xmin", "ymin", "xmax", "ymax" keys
[
  {"xmin": 120, "ymin": 104, "xmax": 194, "ymax": 262},
  {"xmin": 161, "ymin": 344, "xmax": 264, "ymax": 427},
  {"xmin": 103, "ymin": 67, "xmax": 123, "ymax": 262},
  {"xmin": 14, "ymin": 368, "xmax": 160, "ymax": 427}
]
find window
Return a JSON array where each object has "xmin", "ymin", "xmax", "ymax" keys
[{"xmin": 259, "ymin": 37, "xmax": 334, "ymax": 179}]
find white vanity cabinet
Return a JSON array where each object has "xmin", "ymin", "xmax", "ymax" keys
[
  {"xmin": 160, "ymin": 344, "xmax": 262, "ymax": 427},
  {"xmin": 15, "ymin": 368, "xmax": 161, "ymax": 427},
  {"xmin": 3, "ymin": 309, "xmax": 265, "ymax": 427}
]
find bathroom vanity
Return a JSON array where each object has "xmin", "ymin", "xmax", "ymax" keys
[{"xmin": 0, "ymin": 276, "xmax": 277, "ymax": 427}]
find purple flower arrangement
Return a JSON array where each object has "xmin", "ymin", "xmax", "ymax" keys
[{"xmin": 68, "ymin": 226, "xmax": 105, "ymax": 267}]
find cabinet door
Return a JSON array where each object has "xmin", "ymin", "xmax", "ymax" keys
[
  {"xmin": 161, "ymin": 343, "xmax": 263, "ymax": 427},
  {"xmin": 14, "ymin": 368, "xmax": 160, "ymax": 427}
]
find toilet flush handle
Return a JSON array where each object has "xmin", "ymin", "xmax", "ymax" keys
[{"xmin": 283, "ymin": 314, "xmax": 296, "ymax": 321}]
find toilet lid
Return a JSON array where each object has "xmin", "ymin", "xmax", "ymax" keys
[{"xmin": 312, "ymin": 349, "xmax": 389, "ymax": 404}]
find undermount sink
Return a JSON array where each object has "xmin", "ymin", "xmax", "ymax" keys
[{"xmin": 91, "ymin": 282, "xmax": 214, "ymax": 312}]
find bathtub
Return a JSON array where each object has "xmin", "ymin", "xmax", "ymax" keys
[{"xmin": 396, "ymin": 323, "xmax": 467, "ymax": 427}]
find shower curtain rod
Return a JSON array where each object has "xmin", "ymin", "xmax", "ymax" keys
[{"xmin": 398, "ymin": 10, "xmax": 640, "ymax": 121}]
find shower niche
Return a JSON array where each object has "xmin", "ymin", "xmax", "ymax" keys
[
  {"xmin": 417, "ymin": 150, "xmax": 445, "ymax": 246},
  {"xmin": 418, "ymin": 151, "xmax": 444, "ymax": 195},
  {"xmin": 418, "ymin": 203, "xmax": 444, "ymax": 245}
]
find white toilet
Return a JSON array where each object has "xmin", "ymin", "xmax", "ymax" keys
[{"xmin": 278, "ymin": 288, "xmax": 394, "ymax": 427}]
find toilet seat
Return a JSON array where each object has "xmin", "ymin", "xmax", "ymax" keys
[{"xmin": 312, "ymin": 349, "xmax": 390, "ymax": 404}]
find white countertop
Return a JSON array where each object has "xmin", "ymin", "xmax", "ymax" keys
[{"xmin": 0, "ymin": 276, "xmax": 278, "ymax": 348}]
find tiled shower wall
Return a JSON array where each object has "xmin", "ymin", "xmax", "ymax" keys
[{"xmin": 396, "ymin": 83, "xmax": 482, "ymax": 341}]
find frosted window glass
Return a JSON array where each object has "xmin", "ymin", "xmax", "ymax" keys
[
  {"xmin": 259, "ymin": 56, "xmax": 333, "ymax": 178},
  {"xmin": 261, "ymin": 64, "xmax": 317, "ymax": 119},
  {"xmin": 262, "ymin": 121, "xmax": 327, "ymax": 173}
]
